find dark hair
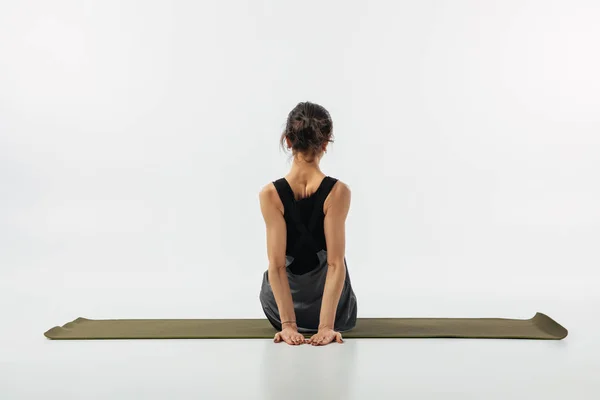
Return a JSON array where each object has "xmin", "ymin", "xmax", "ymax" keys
[{"xmin": 280, "ymin": 101, "xmax": 334, "ymax": 161}]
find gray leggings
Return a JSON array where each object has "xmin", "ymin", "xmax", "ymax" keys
[{"xmin": 259, "ymin": 249, "xmax": 358, "ymax": 333}]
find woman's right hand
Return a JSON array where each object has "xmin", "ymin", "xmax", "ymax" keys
[{"xmin": 274, "ymin": 327, "xmax": 306, "ymax": 345}]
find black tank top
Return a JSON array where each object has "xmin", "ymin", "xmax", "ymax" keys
[{"xmin": 272, "ymin": 176, "xmax": 339, "ymax": 275}]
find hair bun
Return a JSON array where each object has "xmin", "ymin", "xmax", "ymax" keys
[
  {"xmin": 280, "ymin": 101, "xmax": 334, "ymax": 160},
  {"xmin": 293, "ymin": 126, "xmax": 316, "ymax": 149}
]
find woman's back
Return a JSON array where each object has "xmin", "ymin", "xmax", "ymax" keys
[{"xmin": 272, "ymin": 175, "xmax": 339, "ymax": 275}]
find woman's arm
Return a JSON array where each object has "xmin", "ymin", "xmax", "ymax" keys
[
  {"xmin": 318, "ymin": 182, "xmax": 351, "ymax": 330},
  {"xmin": 259, "ymin": 185, "xmax": 297, "ymax": 329}
]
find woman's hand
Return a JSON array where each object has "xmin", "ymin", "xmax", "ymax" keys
[
  {"xmin": 308, "ymin": 327, "xmax": 343, "ymax": 346},
  {"xmin": 274, "ymin": 327, "xmax": 306, "ymax": 345}
]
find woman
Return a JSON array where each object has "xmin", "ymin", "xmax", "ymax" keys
[{"xmin": 258, "ymin": 101, "xmax": 358, "ymax": 346}]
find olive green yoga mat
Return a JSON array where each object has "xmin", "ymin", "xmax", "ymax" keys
[{"xmin": 44, "ymin": 312, "xmax": 567, "ymax": 340}]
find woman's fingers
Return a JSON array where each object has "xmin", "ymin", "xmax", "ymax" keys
[
  {"xmin": 277, "ymin": 330, "xmax": 342, "ymax": 346},
  {"xmin": 275, "ymin": 331, "xmax": 313, "ymax": 345},
  {"xmin": 275, "ymin": 331, "xmax": 343, "ymax": 346},
  {"xmin": 276, "ymin": 331, "xmax": 290, "ymax": 345},
  {"xmin": 284, "ymin": 333, "xmax": 304, "ymax": 345}
]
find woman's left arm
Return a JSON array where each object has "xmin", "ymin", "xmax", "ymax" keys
[{"xmin": 316, "ymin": 182, "xmax": 351, "ymax": 336}]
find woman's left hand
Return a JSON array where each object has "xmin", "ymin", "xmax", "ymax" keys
[{"xmin": 307, "ymin": 328, "xmax": 343, "ymax": 346}]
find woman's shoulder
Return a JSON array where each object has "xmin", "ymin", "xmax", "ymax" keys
[
  {"xmin": 329, "ymin": 177, "xmax": 350, "ymax": 196},
  {"xmin": 258, "ymin": 180, "xmax": 285, "ymax": 212},
  {"xmin": 259, "ymin": 180, "xmax": 278, "ymax": 200},
  {"xmin": 323, "ymin": 178, "xmax": 351, "ymax": 211}
]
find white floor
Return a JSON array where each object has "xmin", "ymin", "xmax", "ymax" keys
[{"xmin": 1, "ymin": 288, "xmax": 598, "ymax": 400}]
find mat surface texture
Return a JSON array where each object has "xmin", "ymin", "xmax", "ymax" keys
[{"xmin": 44, "ymin": 312, "xmax": 567, "ymax": 340}]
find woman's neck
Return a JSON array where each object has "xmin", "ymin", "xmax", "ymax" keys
[{"xmin": 287, "ymin": 155, "xmax": 323, "ymax": 183}]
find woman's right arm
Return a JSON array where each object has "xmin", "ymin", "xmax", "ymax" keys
[{"xmin": 259, "ymin": 185, "xmax": 298, "ymax": 331}]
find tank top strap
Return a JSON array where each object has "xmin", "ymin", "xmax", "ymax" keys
[
  {"xmin": 307, "ymin": 176, "xmax": 339, "ymax": 232},
  {"xmin": 272, "ymin": 178, "xmax": 293, "ymax": 210}
]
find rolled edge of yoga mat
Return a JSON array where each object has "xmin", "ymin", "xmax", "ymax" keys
[
  {"xmin": 43, "ymin": 312, "xmax": 568, "ymax": 340},
  {"xmin": 532, "ymin": 312, "xmax": 569, "ymax": 339}
]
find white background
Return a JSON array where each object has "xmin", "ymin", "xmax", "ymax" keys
[{"xmin": 1, "ymin": 0, "xmax": 598, "ymax": 399}]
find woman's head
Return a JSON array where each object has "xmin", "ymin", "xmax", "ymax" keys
[{"xmin": 280, "ymin": 101, "xmax": 334, "ymax": 162}]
